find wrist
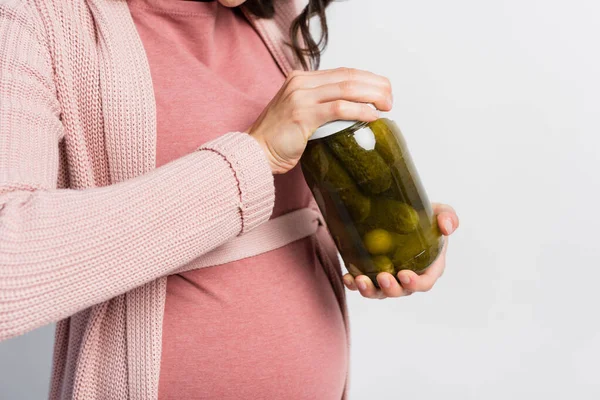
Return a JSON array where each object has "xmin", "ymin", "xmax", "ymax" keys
[{"xmin": 247, "ymin": 132, "xmax": 277, "ymax": 175}]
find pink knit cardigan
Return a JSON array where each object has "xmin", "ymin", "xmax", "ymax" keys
[{"xmin": 0, "ymin": 0, "xmax": 348, "ymax": 398}]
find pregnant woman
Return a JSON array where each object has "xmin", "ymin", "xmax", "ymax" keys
[{"xmin": 0, "ymin": 0, "xmax": 459, "ymax": 398}]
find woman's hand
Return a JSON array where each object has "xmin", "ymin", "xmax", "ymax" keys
[
  {"xmin": 248, "ymin": 68, "xmax": 393, "ymax": 174},
  {"xmin": 342, "ymin": 203, "xmax": 459, "ymax": 299}
]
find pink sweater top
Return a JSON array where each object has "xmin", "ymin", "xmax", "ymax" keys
[
  {"xmin": 128, "ymin": 0, "xmax": 347, "ymax": 398},
  {"xmin": 0, "ymin": 0, "xmax": 348, "ymax": 399}
]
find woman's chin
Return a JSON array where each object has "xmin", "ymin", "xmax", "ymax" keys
[{"xmin": 218, "ymin": 0, "xmax": 247, "ymax": 7}]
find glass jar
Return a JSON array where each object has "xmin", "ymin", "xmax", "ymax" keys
[{"xmin": 301, "ymin": 118, "xmax": 443, "ymax": 287}]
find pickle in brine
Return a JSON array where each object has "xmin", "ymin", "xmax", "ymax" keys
[
  {"xmin": 392, "ymin": 232, "xmax": 426, "ymax": 266},
  {"xmin": 303, "ymin": 142, "xmax": 371, "ymax": 222},
  {"xmin": 326, "ymin": 131, "xmax": 392, "ymax": 194},
  {"xmin": 362, "ymin": 198, "xmax": 419, "ymax": 234},
  {"xmin": 369, "ymin": 118, "xmax": 404, "ymax": 165},
  {"xmin": 368, "ymin": 119, "xmax": 428, "ymax": 210},
  {"xmin": 381, "ymin": 165, "xmax": 428, "ymax": 211},
  {"xmin": 363, "ymin": 228, "xmax": 395, "ymax": 255},
  {"xmin": 304, "ymin": 142, "xmax": 352, "ymax": 188},
  {"xmin": 392, "ymin": 223, "xmax": 443, "ymax": 273},
  {"xmin": 372, "ymin": 255, "xmax": 395, "ymax": 274}
]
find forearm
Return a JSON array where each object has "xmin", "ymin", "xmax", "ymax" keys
[{"xmin": 0, "ymin": 132, "xmax": 274, "ymax": 341}]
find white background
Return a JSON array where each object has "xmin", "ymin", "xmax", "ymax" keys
[{"xmin": 1, "ymin": 0, "xmax": 599, "ymax": 398}]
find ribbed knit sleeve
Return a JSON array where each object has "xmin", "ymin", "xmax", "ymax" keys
[{"xmin": 0, "ymin": 1, "xmax": 275, "ymax": 341}]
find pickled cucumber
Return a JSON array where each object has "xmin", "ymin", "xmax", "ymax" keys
[
  {"xmin": 338, "ymin": 190, "xmax": 371, "ymax": 223},
  {"xmin": 303, "ymin": 142, "xmax": 371, "ymax": 222},
  {"xmin": 326, "ymin": 131, "xmax": 392, "ymax": 194},
  {"xmin": 303, "ymin": 142, "xmax": 349, "ymax": 187},
  {"xmin": 362, "ymin": 198, "xmax": 419, "ymax": 234},
  {"xmin": 393, "ymin": 242, "xmax": 441, "ymax": 273},
  {"xmin": 369, "ymin": 118, "xmax": 404, "ymax": 164},
  {"xmin": 363, "ymin": 228, "xmax": 395, "ymax": 255},
  {"xmin": 392, "ymin": 232, "xmax": 427, "ymax": 265},
  {"xmin": 400, "ymin": 153, "xmax": 429, "ymax": 209},
  {"xmin": 369, "ymin": 119, "xmax": 428, "ymax": 210},
  {"xmin": 392, "ymin": 223, "xmax": 443, "ymax": 273},
  {"xmin": 372, "ymin": 255, "xmax": 395, "ymax": 274}
]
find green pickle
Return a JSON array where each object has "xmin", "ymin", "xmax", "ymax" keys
[
  {"xmin": 300, "ymin": 119, "xmax": 442, "ymax": 287},
  {"xmin": 303, "ymin": 142, "xmax": 371, "ymax": 222},
  {"xmin": 369, "ymin": 118, "xmax": 404, "ymax": 164},
  {"xmin": 363, "ymin": 229, "xmax": 395, "ymax": 255},
  {"xmin": 363, "ymin": 198, "xmax": 419, "ymax": 234},
  {"xmin": 326, "ymin": 130, "xmax": 392, "ymax": 194},
  {"xmin": 370, "ymin": 119, "xmax": 428, "ymax": 210},
  {"xmin": 392, "ymin": 221, "xmax": 443, "ymax": 273},
  {"xmin": 372, "ymin": 255, "xmax": 395, "ymax": 274}
]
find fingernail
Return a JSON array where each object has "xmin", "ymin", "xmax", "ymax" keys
[
  {"xmin": 343, "ymin": 276, "xmax": 352, "ymax": 287},
  {"xmin": 399, "ymin": 275, "xmax": 411, "ymax": 285},
  {"xmin": 444, "ymin": 219, "xmax": 453, "ymax": 234},
  {"xmin": 379, "ymin": 276, "xmax": 390, "ymax": 289},
  {"xmin": 357, "ymin": 279, "xmax": 367, "ymax": 291}
]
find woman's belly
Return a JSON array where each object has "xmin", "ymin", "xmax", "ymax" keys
[{"xmin": 158, "ymin": 237, "xmax": 348, "ymax": 400}]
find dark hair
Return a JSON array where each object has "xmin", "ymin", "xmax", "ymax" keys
[{"xmin": 244, "ymin": 0, "xmax": 333, "ymax": 70}]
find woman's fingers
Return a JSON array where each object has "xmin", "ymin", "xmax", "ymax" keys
[
  {"xmin": 376, "ymin": 273, "xmax": 411, "ymax": 298},
  {"xmin": 437, "ymin": 213, "xmax": 456, "ymax": 236},
  {"xmin": 346, "ymin": 264, "xmax": 448, "ymax": 297},
  {"xmin": 315, "ymin": 101, "xmax": 380, "ymax": 127},
  {"xmin": 248, "ymin": 66, "xmax": 394, "ymax": 174},
  {"xmin": 431, "ymin": 202, "xmax": 456, "ymax": 214},
  {"xmin": 342, "ymin": 273, "xmax": 358, "ymax": 291},
  {"xmin": 355, "ymin": 275, "xmax": 386, "ymax": 299},
  {"xmin": 307, "ymin": 81, "xmax": 392, "ymax": 111},
  {"xmin": 285, "ymin": 67, "xmax": 391, "ymax": 92},
  {"xmin": 432, "ymin": 203, "xmax": 459, "ymax": 236},
  {"xmin": 344, "ymin": 273, "xmax": 413, "ymax": 298}
]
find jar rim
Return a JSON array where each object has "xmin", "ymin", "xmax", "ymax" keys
[{"xmin": 308, "ymin": 120, "xmax": 370, "ymax": 141}]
